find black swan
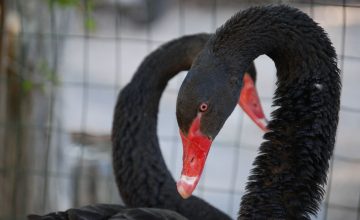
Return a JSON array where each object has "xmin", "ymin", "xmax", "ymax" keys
[
  {"xmin": 111, "ymin": 33, "xmax": 265, "ymax": 219},
  {"xmin": 176, "ymin": 5, "xmax": 340, "ymax": 219},
  {"xmin": 28, "ymin": 33, "xmax": 266, "ymax": 219}
]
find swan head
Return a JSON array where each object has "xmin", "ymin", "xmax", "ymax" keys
[{"xmin": 175, "ymin": 51, "xmax": 268, "ymax": 199}]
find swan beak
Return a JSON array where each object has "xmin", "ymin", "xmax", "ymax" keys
[
  {"xmin": 239, "ymin": 73, "xmax": 269, "ymax": 132},
  {"xmin": 177, "ymin": 115, "xmax": 212, "ymax": 199}
]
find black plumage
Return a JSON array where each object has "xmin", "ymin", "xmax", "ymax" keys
[
  {"xmin": 29, "ymin": 34, "xmax": 234, "ymax": 220},
  {"xmin": 28, "ymin": 5, "xmax": 341, "ymax": 220},
  {"xmin": 30, "ymin": 33, "xmax": 251, "ymax": 220},
  {"xmin": 176, "ymin": 5, "xmax": 341, "ymax": 220},
  {"xmin": 111, "ymin": 33, "xmax": 232, "ymax": 220},
  {"xmin": 28, "ymin": 204, "xmax": 187, "ymax": 220},
  {"xmin": 112, "ymin": 32, "xmax": 257, "ymax": 219}
]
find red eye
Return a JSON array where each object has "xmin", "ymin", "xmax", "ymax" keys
[{"xmin": 199, "ymin": 103, "xmax": 208, "ymax": 112}]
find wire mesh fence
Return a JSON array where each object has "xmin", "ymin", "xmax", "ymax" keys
[{"xmin": 0, "ymin": 0, "xmax": 359, "ymax": 219}]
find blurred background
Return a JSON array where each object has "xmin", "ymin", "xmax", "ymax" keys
[{"xmin": 0, "ymin": 0, "xmax": 359, "ymax": 219}]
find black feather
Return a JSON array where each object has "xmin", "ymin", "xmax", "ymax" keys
[{"xmin": 177, "ymin": 5, "xmax": 341, "ymax": 220}]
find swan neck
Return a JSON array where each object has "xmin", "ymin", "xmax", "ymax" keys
[
  {"xmin": 208, "ymin": 6, "xmax": 341, "ymax": 219},
  {"xmin": 133, "ymin": 35, "xmax": 210, "ymax": 92},
  {"xmin": 112, "ymin": 34, "xmax": 232, "ymax": 220},
  {"xmin": 210, "ymin": 7, "xmax": 337, "ymax": 85}
]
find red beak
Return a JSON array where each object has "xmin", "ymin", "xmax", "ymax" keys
[
  {"xmin": 177, "ymin": 72, "xmax": 268, "ymax": 199},
  {"xmin": 239, "ymin": 73, "xmax": 269, "ymax": 132},
  {"xmin": 177, "ymin": 115, "xmax": 212, "ymax": 199}
]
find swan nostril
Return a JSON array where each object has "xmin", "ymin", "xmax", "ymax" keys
[{"xmin": 190, "ymin": 157, "xmax": 195, "ymax": 165}]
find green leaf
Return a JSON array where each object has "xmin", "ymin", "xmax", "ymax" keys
[
  {"xmin": 85, "ymin": 17, "xmax": 96, "ymax": 31},
  {"xmin": 22, "ymin": 80, "xmax": 33, "ymax": 93}
]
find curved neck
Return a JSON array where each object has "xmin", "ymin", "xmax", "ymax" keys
[
  {"xmin": 112, "ymin": 34, "xmax": 231, "ymax": 220},
  {"xmin": 209, "ymin": 6, "xmax": 340, "ymax": 219},
  {"xmin": 212, "ymin": 6, "xmax": 338, "ymax": 83}
]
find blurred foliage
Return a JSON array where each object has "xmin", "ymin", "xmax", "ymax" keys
[
  {"xmin": 18, "ymin": 0, "xmax": 92, "ymax": 94},
  {"xmin": 38, "ymin": 60, "xmax": 60, "ymax": 85},
  {"xmin": 47, "ymin": 0, "xmax": 96, "ymax": 31},
  {"xmin": 21, "ymin": 80, "xmax": 34, "ymax": 93},
  {"xmin": 21, "ymin": 60, "xmax": 60, "ymax": 94},
  {"xmin": 48, "ymin": 0, "xmax": 80, "ymax": 7},
  {"xmin": 19, "ymin": 0, "xmax": 96, "ymax": 92}
]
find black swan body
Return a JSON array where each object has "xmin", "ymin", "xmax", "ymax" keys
[
  {"xmin": 111, "ymin": 33, "xmax": 230, "ymax": 220},
  {"xmin": 29, "ymin": 33, "xmax": 266, "ymax": 220},
  {"xmin": 28, "ymin": 204, "xmax": 187, "ymax": 220},
  {"xmin": 28, "ymin": 34, "xmax": 225, "ymax": 220},
  {"xmin": 30, "ymin": 33, "xmax": 265, "ymax": 220},
  {"xmin": 176, "ymin": 5, "xmax": 340, "ymax": 220},
  {"xmin": 111, "ymin": 33, "xmax": 264, "ymax": 220}
]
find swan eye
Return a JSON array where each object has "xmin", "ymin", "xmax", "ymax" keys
[{"xmin": 199, "ymin": 103, "xmax": 208, "ymax": 112}]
